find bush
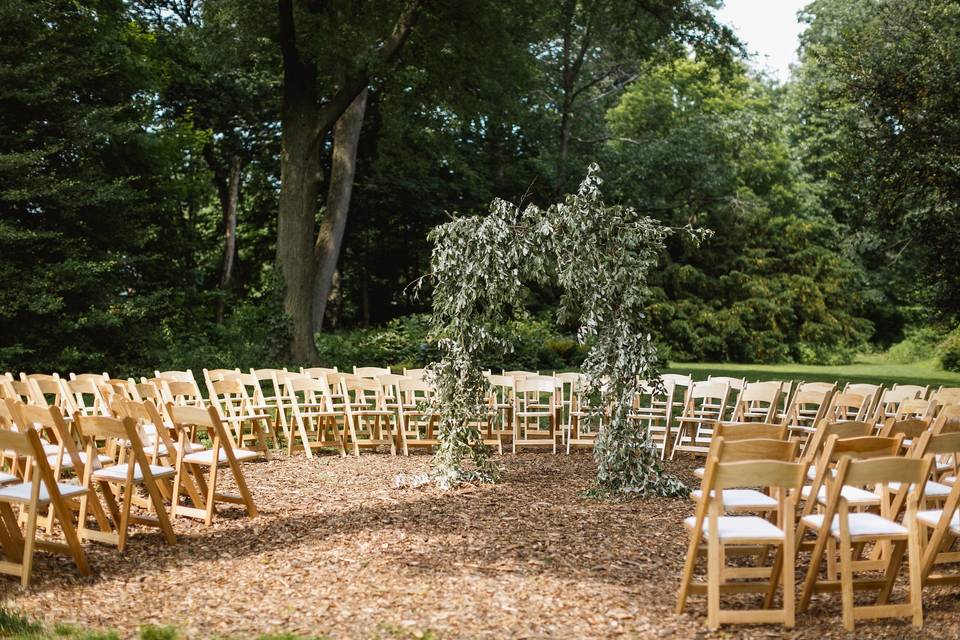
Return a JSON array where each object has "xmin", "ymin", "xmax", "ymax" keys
[
  {"xmin": 940, "ymin": 327, "xmax": 960, "ymax": 372},
  {"xmin": 886, "ymin": 326, "xmax": 945, "ymax": 364},
  {"xmin": 313, "ymin": 315, "xmax": 586, "ymax": 372}
]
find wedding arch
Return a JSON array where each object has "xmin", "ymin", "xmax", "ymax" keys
[{"xmin": 420, "ymin": 165, "xmax": 707, "ymax": 496}]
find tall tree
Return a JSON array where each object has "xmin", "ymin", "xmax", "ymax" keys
[{"xmin": 276, "ymin": 0, "xmax": 422, "ymax": 361}]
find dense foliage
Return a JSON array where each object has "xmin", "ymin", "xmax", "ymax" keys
[{"xmin": 0, "ymin": 0, "xmax": 955, "ymax": 374}]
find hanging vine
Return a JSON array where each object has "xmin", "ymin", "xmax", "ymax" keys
[{"xmin": 421, "ymin": 165, "xmax": 708, "ymax": 496}]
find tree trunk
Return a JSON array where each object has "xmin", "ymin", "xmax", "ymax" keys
[
  {"xmin": 275, "ymin": 0, "xmax": 422, "ymax": 361},
  {"xmin": 276, "ymin": 35, "xmax": 323, "ymax": 362},
  {"xmin": 220, "ymin": 154, "xmax": 242, "ymax": 291},
  {"xmin": 312, "ymin": 87, "xmax": 368, "ymax": 332}
]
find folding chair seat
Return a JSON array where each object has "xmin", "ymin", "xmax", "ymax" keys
[
  {"xmin": 797, "ymin": 454, "xmax": 930, "ymax": 631},
  {"xmin": 167, "ymin": 404, "xmax": 259, "ymax": 525},
  {"xmin": 0, "ymin": 425, "xmax": 90, "ymax": 586},
  {"xmin": 73, "ymin": 413, "xmax": 176, "ymax": 551},
  {"xmin": 671, "ymin": 381, "xmax": 729, "ymax": 458},
  {"xmin": 512, "ymin": 376, "xmax": 560, "ymax": 453},
  {"xmin": 676, "ymin": 448, "xmax": 806, "ymax": 630}
]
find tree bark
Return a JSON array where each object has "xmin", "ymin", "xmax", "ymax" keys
[{"xmin": 312, "ymin": 87, "xmax": 367, "ymax": 332}]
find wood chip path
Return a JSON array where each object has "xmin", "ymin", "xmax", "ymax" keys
[{"xmin": 0, "ymin": 453, "xmax": 954, "ymax": 638}]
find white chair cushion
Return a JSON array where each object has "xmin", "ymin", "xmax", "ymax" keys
[
  {"xmin": 801, "ymin": 512, "xmax": 907, "ymax": 538},
  {"xmin": 47, "ymin": 452, "xmax": 113, "ymax": 469},
  {"xmin": 807, "ymin": 466, "xmax": 838, "ymax": 480},
  {"xmin": 684, "ymin": 515, "xmax": 785, "ymax": 541},
  {"xmin": 690, "ymin": 489, "xmax": 778, "ymax": 510},
  {"xmin": 801, "ymin": 484, "xmax": 880, "ymax": 507},
  {"xmin": 942, "ymin": 475, "xmax": 956, "ymax": 486},
  {"xmin": 917, "ymin": 509, "xmax": 960, "ymax": 535},
  {"xmin": 182, "ymin": 447, "xmax": 259, "ymax": 465},
  {"xmin": 92, "ymin": 463, "xmax": 175, "ymax": 483},
  {"xmin": 888, "ymin": 480, "xmax": 953, "ymax": 499},
  {"xmin": 143, "ymin": 441, "xmax": 205, "ymax": 457},
  {"xmin": 0, "ymin": 472, "xmax": 18, "ymax": 486},
  {"xmin": 0, "ymin": 482, "xmax": 87, "ymax": 505},
  {"xmin": 694, "ymin": 467, "xmax": 705, "ymax": 479}
]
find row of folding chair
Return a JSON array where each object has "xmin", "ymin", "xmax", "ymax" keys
[
  {"xmin": 677, "ymin": 409, "xmax": 960, "ymax": 631},
  {"xmin": 0, "ymin": 391, "xmax": 262, "ymax": 587}
]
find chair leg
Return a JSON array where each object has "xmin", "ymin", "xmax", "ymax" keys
[
  {"xmin": 908, "ymin": 525, "xmax": 924, "ymax": 628},
  {"xmin": 675, "ymin": 532, "xmax": 700, "ymax": 613},
  {"xmin": 20, "ymin": 504, "xmax": 38, "ymax": 588},
  {"xmin": 839, "ymin": 535, "xmax": 855, "ymax": 632},
  {"xmin": 707, "ymin": 538, "xmax": 722, "ymax": 630}
]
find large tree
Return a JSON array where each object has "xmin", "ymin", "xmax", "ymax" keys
[{"xmin": 790, "ymin": 0, "xmax": 960, "ymax": 325}]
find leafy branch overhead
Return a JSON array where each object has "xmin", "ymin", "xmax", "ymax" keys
[{"xmin": 424, "ymin": 165, "xmax": 709, "ymax": 495}]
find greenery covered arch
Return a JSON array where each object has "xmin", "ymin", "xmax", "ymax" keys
[{"xmin": 422, "ymin": 165, "xmax": 707, "ymax": 496}]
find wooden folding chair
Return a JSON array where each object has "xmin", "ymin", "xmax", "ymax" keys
[
  {"xmin": 64, "ymin": 374, "xmax": 112, "ymax": 417},
  {"xmin": 707, "ymin": 376, "xmax": 745, "ymax": 420},
  {"xmin": 341, "ymin": 377, "xmax": 398, "ymax": 456},
  {"xmin": 844, "ymin": 383, "xmax": 883, "ymax": 421},
  {"xmin": 670, "ymin": 381, "xmax": 729, "ymax": 458},
  {"xmin": 512, "ymin": 376, "xmax": 560, "ymax": 453},
  {"xmin": 250, "ymin": 368, "xmax": 291, "ymax": 445},
  {"xmin": 826, "ymin": 391, "xmax": 871, "ymax": 423},
  {"xmin": 154, "ymin": 370, "xmax": 205, "ymax": 407},
  {"xmin": 396, "ymin": 378, "xmax": 444, "ymax": 454},
  {"xmin": 283, "ymin": 375, "xmax": 345, "ymax": 458},
  {"xmin": 731, "ymin": 381, "xmax": 781, "ymax": 423},
  {"xmin": 0, "ymin": 427, "xmax": 90, "ymax": 586},
  {"xmin": 207, "ymin": 378, "xmax": 275, "ymax": 459},
  {"xmin": 485, "ymin": 375, "xmax": 515, "ymax": 448},
  {"xmin": 780, "ymin": 387, "xmax": 835, "ymax": 446},
  {"xmin": 678, "ymin": 451, "xmax": 806, "ymax": 629},
  {"xmin": 797, "ymin": 454, "xmax": 930, "ymax": 630},
  {"xmin": 402, "ymin": 368, "xmax": 426, "ymax": 380},
  {"xmin": 630, "ymin": 378, "xmax": 676, "ymax": 458},
  {"xmin": 566, "ymin": 375, "xmax": 601, "ymax": 454},
  {"xmin": 692, "ymin": 422, "xmax": 789, "ymax": 479},
  {"xmin": 167, "ymin": 404, "xmax": 260, "ymax": 525},
  {"xmin": 73, "ymin": 413, "xmax": 176, "ymax": 551},
  {"xmin": 916, "ymin": 432, "xmax": 960, "ymax": 590},
  {"xmin": 353, "ymin": 366, "xmax": 391, "ymax": 379}
]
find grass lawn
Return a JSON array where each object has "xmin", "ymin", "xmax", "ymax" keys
[{"xmin": 665, "ymin": 354, "xmax": 960, "ymax": 388}]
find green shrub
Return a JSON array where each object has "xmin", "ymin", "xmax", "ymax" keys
[
  {"xmin": 886, "ymin": 326, "xmax": 944, "ymax": 364},
  {"xmin": 0, "ymin": 608, "xmax": 42, "ymax": 636},
  {"xmin": 940, "ymin": 327, "xmax": 960, "ymax": 372},
  {"xmin": 313, "ymin": 315, "xmax": 586, "ymax": 372},
  {"xmin": 139, "ymin": 626, "xmax": 180, "ymax": 640}
]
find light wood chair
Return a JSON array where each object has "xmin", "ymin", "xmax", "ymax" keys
[
  {"xmin": 154, "ymin": 370, "xmax": 205, "ymax": 407},
  {"xmin": 396, "ymin": 378, "xmax": 442, "ymax": 454},
  {"xmin": 73, "ymin": 413, "xmax": 176, "ymax": 551},
  {"xmin": 167, "ymin": 404, "xmax": 260, "ymax": 525},
  {"xmin": 731, "ymin": 381, "xmax": 781, "ymax": 423},
  {"xmin": 630, "ymin": 378, "xmax": 676, "ymax": 458},
  {"xmin": 341, "ymin": 376, "xmax": 398, "ymax": 456},
  {"xmin": 916, "ymin": 432, "xmax": 960, "ymax": 590},
  {"xmin": 780, "ymin": 387, "xmax": 835, "ymax": 444},
  {"xmin": 797, "ymin": 453, "xmax": 930, "ymax": 631},
  {"xmin": 0, "ymin": 426, "xmax": 90, "ymax": 587},
  {"xmin": 512, "ymin": 376, "xmax": 560, "ymax": 453},
  {"xmin": 671, "ymin": 381, "xmax": 729, "ymax": 458},
  {"xmin": 844, "ymin": 382, "xmax": 883, "ymax": 422},
  {"xmin": 353, "ymin": 366, "xmax": 391, "ymax": 379},
  {"xmin": 826, "ymin": 391, "xmax": 871, "ymax": 423},
  {"xmin": 402, "ymin": 368, "xmax": 426, "ymax": 380},
  {"xmin": 206, "ymin": 378, "xmax": 276, "ymax": 458},
  {"xmin": 64, "ymin": 374, "xmax": 111, "ymax": 416},
  {"xmin": 566, "ymin": 375, "xmax": 601, "ymax": 454},
  {"xmin": 707, "ymin": 376, "xmax": 746, "ymax": 420},
  {"xmin": 485, "ymin": 375, "xmax": 516, "ymax": 448},
  {"xmin": 283, "ymin": 375, "xmax": 345, "ymax": 457},
  {"xmin": 692, "ymin": 422, "xmax": 790, "ymax": 479},
  {"xmin": 678, "ymin": 450, "xmax": 806, "ymax": 629}
]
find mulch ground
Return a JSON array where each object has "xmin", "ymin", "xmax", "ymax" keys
[{"xmin": 0, "ymin": 452, "xmax": 953, "ymax": 639}]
